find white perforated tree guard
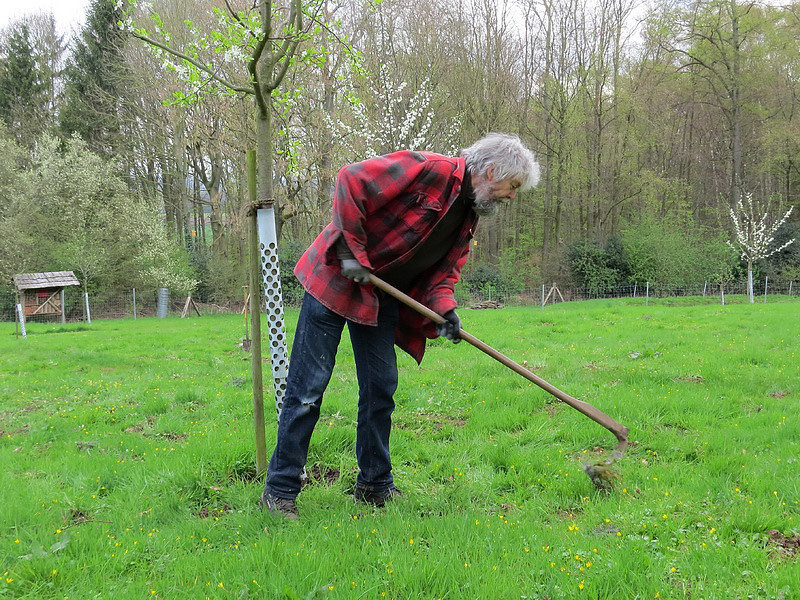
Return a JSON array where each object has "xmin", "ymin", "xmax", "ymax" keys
[
  {"xmin": 257, "ymin": 207, "xmax": 289, "ymax": 417},
  {"xmin": 16, "ymin": 304, "xmax": 26, "ymax": 338}
]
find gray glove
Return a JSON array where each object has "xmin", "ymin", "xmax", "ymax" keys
[
  {"xmin": 436, "ymin": 310, "xmax": 461, "ymax": 343},
  {"xmin": 341, "ymin": 258, "xmax": 371, "ymax": 284}
]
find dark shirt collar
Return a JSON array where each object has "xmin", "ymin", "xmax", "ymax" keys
[{"xmin": 459, "ymin": 167, "xmax": 475, "ymax": 202}]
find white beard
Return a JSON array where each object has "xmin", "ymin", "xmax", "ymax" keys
[{"xmin": 472, "ymin": 179, "xmax": 501, "ymax": 217}]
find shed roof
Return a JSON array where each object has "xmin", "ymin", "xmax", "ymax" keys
[{"xmin": 13, "ymin": 271, "xmax": 81, "ymax": 290}]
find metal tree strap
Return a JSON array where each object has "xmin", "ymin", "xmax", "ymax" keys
[{"xmin": 256, "ymin": 207, "xmax": 289, "ymax": 416}]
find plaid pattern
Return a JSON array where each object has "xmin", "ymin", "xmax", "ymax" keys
[{"xmin": 294, "ymin": 151, "xmax": 477, "ymax": 364}]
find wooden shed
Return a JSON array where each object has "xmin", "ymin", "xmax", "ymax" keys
[{"xmin": 13, "ymin": 271, "xmax": 80, "ymax": 322}]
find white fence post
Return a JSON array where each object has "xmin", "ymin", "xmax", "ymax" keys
[
  {"xmin": 132, "ymin": 288, "xmax": 137, "ymax": 320},
  {"xmin": 646, "ymin": 282, "xmax": 650, "ymax": 306},
  {"xmin": 764, "ymin": 277, "xmax": 768, "ymax": 303},
  {"xmin": 541, "ymin": 284, "xmax": 545, "ymax": 310}
]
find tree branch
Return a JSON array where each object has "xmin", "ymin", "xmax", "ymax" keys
[
  {"xmin": 224, "ymin": 0, "xmax": 259, "ymax": 41},
  {"xmin": 131, "ymin": 30, "xmax": 253, "ymax": 95},
  {"xmin": 267, "ymin": 0, "xmax": 302, "ymax": 92}
]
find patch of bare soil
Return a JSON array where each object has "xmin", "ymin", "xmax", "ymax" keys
[
  {"xmin": 0, "ymin": 424, "xmax": 29, "ymax": 437},
  {"xmin": 396, "ymin": 412, "xmax": 467, "ymax": 430},
  {"xmin": 556, "ymin": 509, "xmax": 581, "ymax": 520},
  {"xmin": 144, "ymin": 431, "xmax": 188, "ymax": 441},
  {"xmin": 68, "ymin": 509, "xmax": 90, "ymax": 525},
  {"xmin": 543, "ymin": 403, "xmax": 559, "ymax": 417},
  {"xmin": 678, "ymin": 375, "xmax": 705, "ymax": 383},
  {"xmin": 769, "ymin": 391, "xmax": 790, "ymax": 399},
  {"xmin": 124, "ymin": 416, "xmax": 156, "ymax": 433},
  {"xmin": 301, "ymin": 464, "xmax": 342, "ymax": 487},
  {"xmin": 766, "ymin": 529, "xmax": 800, "ymax": 558}
]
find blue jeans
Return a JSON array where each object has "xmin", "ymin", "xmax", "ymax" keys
[{"xmin": 263, "ymin": 292, "xmax": 400, "ymax": 500}]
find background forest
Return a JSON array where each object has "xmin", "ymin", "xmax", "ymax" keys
[{"xmin": 1, "ymin": 0, "xmax": 799, "ymax": 305}]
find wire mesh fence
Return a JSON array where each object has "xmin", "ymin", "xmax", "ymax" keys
[
  {"xmin": 456, "ymin": 279, "xmax": 799, "ymax": 308},
  {"xmin": 1, "ymin": 278, "xmax": 797, "ymax": 324}
]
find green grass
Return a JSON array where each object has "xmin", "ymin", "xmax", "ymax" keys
[{"xmin": 1, "ymin": 300, "xmax": 798, "ymax": 599}]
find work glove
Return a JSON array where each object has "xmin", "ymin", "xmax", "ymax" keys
[
  {"xmin": 340, "ymin": 258, "xmax": 371, "ymax": 284},
  {"xmin": 436, "ymin": 310, "xmax": 461, "ymax": 343}
]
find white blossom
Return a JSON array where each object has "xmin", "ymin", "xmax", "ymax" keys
[{"xmin": 728, "ymin": 193, "xmax": 795, "ymax": 262}]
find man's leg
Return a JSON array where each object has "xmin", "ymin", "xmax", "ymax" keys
[
  {"xmin": 263, "ymin": 293, "xmax": 344, "ymax": 501},
  {"xmin": 348, "ymin": 298, "xmax": 400, "ymax": 494}
]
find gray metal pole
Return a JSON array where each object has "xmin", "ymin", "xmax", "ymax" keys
[
  {"xmin": 633, "ymin": 283, "xmax": 637, "ymax": 298},
  {"xmin": 646, "ymin": 282, "xmax": 650, "ymax": 306},
  {"xmin": 703, "ymin": 281, "xmax": 707, "ymax": 296},
  {"xmin": 132, "ymin": 288, "xmax": 137, "ymax": 320},
  {"xmin": 60, "ymin": 289, "xmax": 66, "ymax": 324},
  {"xmin": 764, "ymin": 277, "xmax": 768, "ymax": 303},
  {"xmin": 790, "ymin": 281, "xmax": 794, "ymax": 297},
  {"xmin": 16, "ymin": 303, "xmax": 27, "ymax": 338},
  {"xmin": 541, "ymin": 284, "xmax": 545, "ymax": 310}
]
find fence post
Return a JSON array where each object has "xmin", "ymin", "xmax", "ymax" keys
[
  {"xmin": 132, "ymin": 288, "xmax": 137, "ymax": 320},
  {"xmin": 646, "ymin": 282, "xmax": 650, "ymax": 306},
  {"xmin": 721, "ymin": 282, "xmax": 725, "ymax": 306},
  {"xmin": 633, "ymin": 283, "xmax": 637, "ymax": 298},
  {"xmin": 16, "ymin": 303, "xmax": 27, "ymax": 339},
  {"xmin": 541, "ymin": 284, "xmax": 545, "ymax": 310},
  {"xmin": 764, "ymin": 277, "xmax": 768, "ymax": 303},
  {"xmin": 790, "ymin": 281, "xmax": 794, "ymax": 297},
  {"xmin": 703, "ymin": 281, "xmax": 707, "ymax": 296},
  {"xmin": 61, "ymin": 289, "xmax": 66, "ymax": 324}
]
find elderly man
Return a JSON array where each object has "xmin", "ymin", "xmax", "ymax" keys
[{"xmin": 260, "ymin": 133, "xmax": 540, "ymax": 519}]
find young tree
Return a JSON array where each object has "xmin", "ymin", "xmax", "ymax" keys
[
  {"xmin": 122, "ymin": 0, "xmax": 324, "ymax": 472},
  {"xmin": 728, "ymin": 192, "xmax": 795, "ymax": 303}
]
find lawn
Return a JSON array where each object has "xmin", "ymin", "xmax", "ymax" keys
[{"xmin": 1, "ymin": 298, "xmax": 798, "ymax": 599}]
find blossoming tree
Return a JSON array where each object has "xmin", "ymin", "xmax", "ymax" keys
[{"xmin": 728, "ymin": 193, "xmax": 795, "ymax": 303}]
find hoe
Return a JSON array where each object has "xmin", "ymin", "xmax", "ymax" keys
[{"xmin": 369, "ymin": 274, "xmax": 630, "ymax": 491}]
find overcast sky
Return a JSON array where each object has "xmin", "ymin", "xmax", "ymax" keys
[{"xmin": 0, "ymin": 0, "xmax": 91, "ymax": 36}]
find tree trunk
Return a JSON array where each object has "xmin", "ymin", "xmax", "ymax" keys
[{"xmin": 729, "ymin": 0, "xmax": 743, "ymax": 206}]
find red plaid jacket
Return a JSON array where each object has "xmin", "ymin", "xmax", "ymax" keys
[{"xmin": 294, "ymin": 151, "xmax": 477, "ymax": 364}]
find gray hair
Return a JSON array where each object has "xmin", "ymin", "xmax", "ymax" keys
[{"xmin": 461, "ymin": 133, "xmax": 541, "ymax": 191}]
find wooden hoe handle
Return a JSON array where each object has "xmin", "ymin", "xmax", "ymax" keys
[{"xmin": 369, "ymin": 274, "xmax": 629, "ymax": 456}]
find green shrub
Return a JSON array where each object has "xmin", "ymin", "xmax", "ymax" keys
[{"xmin": 566, "ymin": 239, "xmax": 621, "ymax": 295}]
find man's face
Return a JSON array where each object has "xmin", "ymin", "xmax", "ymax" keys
[{"xmin": 472, "ymin": 166, "xmax": 522, "ymax": 217}]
